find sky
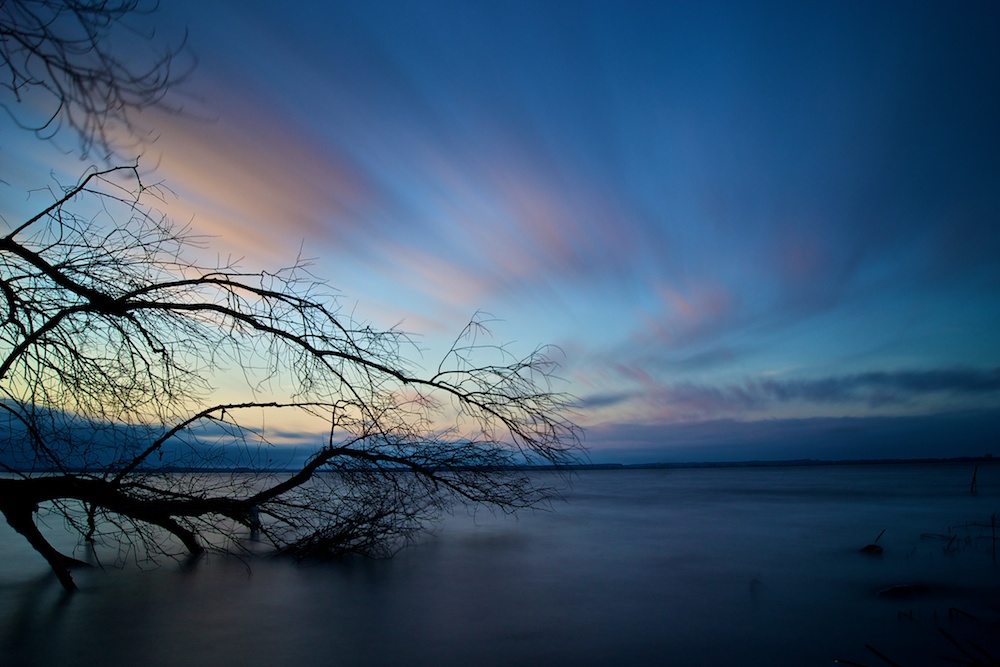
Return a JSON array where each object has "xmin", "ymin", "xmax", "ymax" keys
[{"xmin": 3, "ymin": 0, "xmax": 1000, "ymax": 462}]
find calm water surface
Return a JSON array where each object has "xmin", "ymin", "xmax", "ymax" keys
[{"xmin": 1, "ymin": 463, "xmax": 999, "ymax": 666}]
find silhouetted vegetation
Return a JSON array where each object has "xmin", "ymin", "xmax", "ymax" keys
[
  {"xmin": 1, "ymin": 0, "xmax": 190, "ymax": 157},
  {"xmin": 0, "ymin": 2, "xmax": 579, "ymax": 591}
]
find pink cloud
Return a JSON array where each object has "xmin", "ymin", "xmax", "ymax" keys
[
  {"xmin": 631, "ymin": 281, "xmax": 740, "ymax": 347},
  {"xmin": 400, "ymin": 126, "xmax": 645, "ymax": 291},
  {"xmin": 773, "ymin": 226, "xmax": 830, "ymax": 283},
  {"xmin": 135, "ymin": 104, "xmax": 378, "ymax": 267}
]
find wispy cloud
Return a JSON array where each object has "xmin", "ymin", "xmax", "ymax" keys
[
  {"xmin": 753, "ymin": 368, "xmax": 1000, "ymax": 404},
  {"xmin": 584, "ymin": 408, "xmax": 1000, "ymax": 463},
  {"xmin": 597, "ymin": 366, "xmax": 1000, "ymax": 423},
  {"xmin": 141, "ymin": 105, "xmax": 382, "ymax": 267},
  {"xmin": 8, "ymin": 0, "xmax": 995, "ymax": 462}
]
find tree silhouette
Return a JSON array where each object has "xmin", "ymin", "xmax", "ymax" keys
[
  {"xmin": 0, "ymin": 2, "xmax": 580, "ymax": 591},
  {"xmin": 1, "ymin": 0, "xmax": 189, "ymax": 157},
  {"xmin": 0, "ymin": 166, "xmax": 580, "ymax": 590}
]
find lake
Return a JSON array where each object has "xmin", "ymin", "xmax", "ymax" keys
[{"xmin": 1, "ymin": 463, "xmax": 998, "ymax": 666}]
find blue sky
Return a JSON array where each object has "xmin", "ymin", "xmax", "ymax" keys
[{"xmin": 4, "ymin": 1, "xmax": 999, "ymax": 462}]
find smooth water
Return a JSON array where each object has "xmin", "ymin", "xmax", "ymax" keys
[{"xmin": 1, "ymin": 463, "xmax": 999, "ymax": 666}]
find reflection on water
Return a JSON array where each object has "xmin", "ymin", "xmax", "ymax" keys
[{"xmin": 1, "ymin": 463, "xmax": 999, "ymax": 666}]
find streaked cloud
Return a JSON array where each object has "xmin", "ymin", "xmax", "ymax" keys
[
  {"xmin": 6, "ymin": 0, "xmax": 999, "ymax": 461},
  {"xmin": 584, "ymin": 409, "xmax": 1000, "ymax": 463},
  {"xmin": 598, "ymin": 367, "xmax": 1000, "ymax": 424}
]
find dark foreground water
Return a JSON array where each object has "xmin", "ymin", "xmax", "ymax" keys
[{"xmin": 2, "ymin": 463, "xmax": 999, "ymax": 666}]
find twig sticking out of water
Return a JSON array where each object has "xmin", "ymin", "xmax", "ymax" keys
[
  {"xmin": 938, "ymin": 628, "xmax": 999, "ymax": 666},
  {"xmin": 861, "ymin": 529, "xmax": 887, "ymax": 555},
  {"xmin": 948, "ymin": 607, "xmax": 977, "ymax": 621},
  {"xmin": 992, "ymin": 512, "xmax": 997, "ymax": 563},
  {"xmin": 865, "ymin": 643, "xmax": 904, "ymax": 667},
  {"xmin": 833, "ymin": 630, "xmax": 1000, "ymax": 666},
  {"xmin": 970, "ymin": 465, "xmax": 979, "ymax": 494}
]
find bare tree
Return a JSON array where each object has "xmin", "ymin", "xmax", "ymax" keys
[
  {"xmin": 0, "ymin": 0, "xmax": 580, "ymax": 591},
  {"xmin": 0, "ymin": 165, "xmax": 580, "ymax": 591},
  {"xmin": 1, "ymin": 0, "xmax": 189, "ymax": 157}
]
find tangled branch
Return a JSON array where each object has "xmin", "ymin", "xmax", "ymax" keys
[{"xmin": 0, "ymin": 166, "xmax": 582, "ymax": 590}]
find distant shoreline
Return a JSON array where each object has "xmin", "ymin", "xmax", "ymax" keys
[
  {"xmin": 566, "ymin": 454, "xmax": 996, "ymax": 470},
  {"xmin": 6, "ymin": 454, "xmax": 994, "ymax": 475}
]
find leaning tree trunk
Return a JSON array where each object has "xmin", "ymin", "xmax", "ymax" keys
[{"xmin": 2, "ymin": 504, "xmax": 88, "ymax": 591}]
